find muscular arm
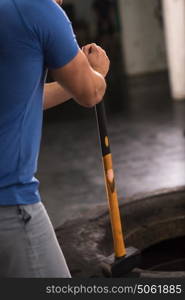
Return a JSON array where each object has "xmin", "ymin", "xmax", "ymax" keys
[
  {"xmin": 49, "ymin": 49, "xmax": 107, "ymax": 108},
  {"xmin": 43, "ymin": 45, "xmax": 109, "ymax": 110},
  {"xmin": 43, "ymin": 82, "xmax": 72, "ymax": 110},
  {"xmin": 43, "ymin": 48, "xmax": 107, "ymax": 110}
]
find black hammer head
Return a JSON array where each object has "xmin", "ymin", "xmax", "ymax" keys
[{"xmin": 101, "ymin": 247, "xmax": 141, "ymax": 277}]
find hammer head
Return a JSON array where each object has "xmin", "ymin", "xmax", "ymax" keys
[{"xmin": 101, "ymin": 247, "xmax": 141, "ymax": 277}]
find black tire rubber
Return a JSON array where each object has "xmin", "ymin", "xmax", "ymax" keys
[{"xmin": 55, "ymin": 186, "xmax": 185, "ymax": 277}]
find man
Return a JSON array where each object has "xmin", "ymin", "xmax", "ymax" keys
[{"xmin": 0, "ymin": 0, "xmax": 109, "ymax": 278}]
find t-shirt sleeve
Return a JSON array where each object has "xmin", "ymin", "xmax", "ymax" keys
[
  {"xmin": 27, "ymin": 0, "xmax": 80, "ymax": 69},
  {"xmin": 43, "ymin": 4, "xmax": 79, "ymax": 69}
]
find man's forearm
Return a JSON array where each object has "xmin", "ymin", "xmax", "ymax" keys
[{"xmin": 43, "ymin": 82, "xmax": 72, "ymax": 110}]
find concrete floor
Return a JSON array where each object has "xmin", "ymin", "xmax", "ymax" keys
[{"xmin": 37, "ymin": 71, "xmax": 185, "ymax": 228}]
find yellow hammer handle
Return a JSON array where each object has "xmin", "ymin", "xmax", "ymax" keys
[{"xmin": 103, "ymin": 153, "xmax": 126, "ymax": 258}]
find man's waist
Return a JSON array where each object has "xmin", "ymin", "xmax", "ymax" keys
[{"xmin": 0, "ymin": 178, "xmax": 40, "ymax": 206}]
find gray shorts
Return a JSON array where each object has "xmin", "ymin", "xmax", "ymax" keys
[{"xmin": 0, "ymin": 202, "xmax": 71, "ymax": 278}]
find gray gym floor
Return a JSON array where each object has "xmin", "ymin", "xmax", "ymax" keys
[{"xmin": 37, "ymin": 71, "xmax": 185, "ymax": 228}]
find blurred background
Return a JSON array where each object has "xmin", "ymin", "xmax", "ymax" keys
[{"xmin": 38, "ymin": 0, "xmax": 185, "ymax": 228}]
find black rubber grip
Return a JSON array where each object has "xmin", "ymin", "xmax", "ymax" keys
[{"xmin": 95, "ymin": 101, "xmax": 111, "ymax": 157}]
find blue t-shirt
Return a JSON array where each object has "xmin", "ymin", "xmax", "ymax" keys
[{"xmin": 0, "ymin": 0, "xmax": 79, "ymax": 205}]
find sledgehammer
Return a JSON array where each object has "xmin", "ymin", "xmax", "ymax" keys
[{"xmin": 95, "ymin": 101, "xmax": 140, "ymax": 277}]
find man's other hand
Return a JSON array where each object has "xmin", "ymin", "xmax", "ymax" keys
[{"xmin": 82, "ymin": 43, "xmax": 110, "ymax": 78}]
